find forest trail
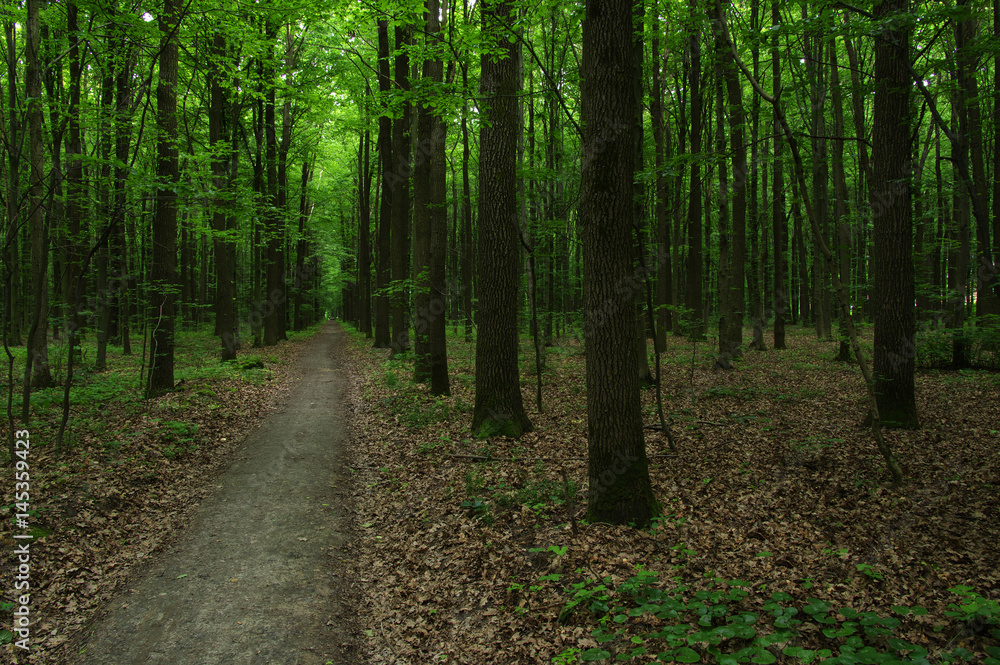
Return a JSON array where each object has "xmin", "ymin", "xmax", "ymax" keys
[{"xmin": 74, "ymin": 322, "xmax": 362, "ymax": 665}]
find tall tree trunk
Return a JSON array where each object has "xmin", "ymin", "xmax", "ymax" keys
[
  {"xmin": 633, "ymin": 3, "xmax": 652, "ymax": 385},
  {"xmin": 650, "ymin": 10, "xmax": 671, "ymax": 349},
  {"xmin": 471, "ymin": 0, "xmax": 531, "ymax": 438},
  {"xmin": 831, "ymin": 37, "xmax": 853, "ymax": 362},
  {"xmin": 64, "ymin": 1, "xmax": 85, "ymax": 352},
  {"xmin": 717, "ymin": 0, "xmax": 746, "ymax": 358},
  {"xmin": 748, "ymin": 0, "xmax": 765, "ymax": 351},
  {"xmin": 871, "ymin": 0, "xmax": 918, "ymax": 427},
  {"xmin": 147, "ymin": 0, "xmax": 180, "ymax": 397},
  {"xmin": 685, "ymin": 0, "xmax": 704, "ymax": 338},
  {"xmin": 263, "ymin": 22, "xmax": 282, "ymax": 347},
  {"xmin": 955, "ymin": 0, "xmax": 999, "ymax": 317},
  {"xmin": 357, "ymin": 128, "xmax": 373, "ymax": 338},
  {"xmin": 582, "ymin": 0, "xmax": 657, "ymax": 527},
  {"xmin": 210, "ymin": 32, "xmax": 236, "ymax": 360},
  {"xmin": 461, "ymin": 64, "xmax": 474, "ymax": 342},
  {"xmin": 4, "ymin": 21, "xmax": 22, "ymax": 347},
  {"xmin": 771, "ymin": 0, "xmax": 786, "ymax": 350},
  {"xmin": 390, "ymin": 26, "xmax": 412, "ymax": 355},
  {"xmin": 426, "ymin": 0, "xmax": 450, "ymax": 396},
  {"xmin": 96, "ymin": 56, "xmax": 114, "ymax": 371},
  {"xmin": 294, "ymin": 158, "xmax": 312, "ymax": 331},
  {"xmin": 412, "ymin": 5, "xmax": 434, "ymax": 382},
  {"xmin": 807, "ymin": 19, "xmax": 831, "ymax": 340},
  {"xmin": 374, "ymin": 19, "xmax": 393, "ymax": 348},
  {"xmin": 23, "ymin": 0, "xmax": 51, "ymax": 421}
]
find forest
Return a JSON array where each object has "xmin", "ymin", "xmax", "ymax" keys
[{"xmin": 1, "ymin": 0, "xmax": 999, "ymax": 661}]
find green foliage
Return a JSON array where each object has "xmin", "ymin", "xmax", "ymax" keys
[
  {"xmin": 533, "ymin": 565, "xmax": 999, "ymax": 664},
  {"xmin": 915, "ymin": 317, "xmax": 1000, "ymax": 370}
]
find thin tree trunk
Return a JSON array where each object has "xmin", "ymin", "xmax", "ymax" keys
[
  {"xmin": 685, "ymin": 0, "xmax": 704, "ymax": 338},
  {"xmin": 390, "ymin": 25, "xmax": 412, "ymax": 355},
  {"xmin": 22, "ymin": 0, "xmax": 51, "ymax": 421},
  {"xmin": 771, "ymin": 0, "xmax": 786, "ymax": 350},
  {"xmin": 374, "ymin": 19, "xmax": 393, "ymax": 348}
]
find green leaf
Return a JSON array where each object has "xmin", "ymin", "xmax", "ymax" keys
[
  {"xmin": 672, "ymin": 647, "xmax": 701, "ymax": 663},
  {"xmin": 581, "ymin": 648, "xmax": 611, "ymax": 661}
]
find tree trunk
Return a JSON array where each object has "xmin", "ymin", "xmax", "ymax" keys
[
  {"xmin": 748, "ymin": 0, "xmax": 765, "ymax": 351},
  {"xmin": 209, "ymin": 33, "xmax": 236, "ymax": 360},
  {"xmin": 685, "ymin": 0, "xmax": 704, "ymax": 338},
  {"xmin": 955, "ymin": 0, "xmax": 999, "ymax": 317},
  {"xmin": 771, "ymin": 0, "xmax": 786, "ymax": 350},
  {"xmin": 717, "ymin": 0, "xmax": 746, "ymax": 358},
  {"xmin": 4, "ymin": 21, "xmax": 22, "ymax": 348},
  {"xmin": 582, "ymin": 0, "xmax": 657, "ymax": 527},
  {"xmin": 147, "ymin": 0, "xmax": 180, "ymax": 397},
  {"xmin": 472, "ymin": 0, "xmax": 532, "ymax": 438},
  {"xmin": 412, "ymin": 7, "xmax": 434, "ymax": 382},
  {"xmin": 829, "ymin": 38, "xmax": 853, "ymax": 362},
  {"xmin": 390, "ymin": 26, "xmax": 412, "ymax": 355},
  {"xmin": 374, "ymin": 19, "xmax": 393, "ymax": 348},
  {"xmin": 633, "ymin": 6, "xmax": 652, "ymax": 385},
  {"xmin": 426, "ymin": 0, "xmax": 450, "ymax": 396},
  {"xmin": 96, "ymin": 58, "xmax": 114, "ymax": 371},
  {"xmin": 23, "ymin": 0, "xmax": 52, "ymax": 420},
  {"xmin": 263, "ymin": 23, "xmax": 282, "ymax": 348},
  {"xmin": 871, "ymin": 0, "xmax": 918, "ymax": 427},
  {"xmin": 357, "ymin": 128, "xmax": 373, "ymax": 338},
  {"xmin": 461, "ymin": 65, "xmax": 474, "ymax": 342},
  {"xmin": 649, "ymin": 10, "xmax": 671, "ymax": 348}
]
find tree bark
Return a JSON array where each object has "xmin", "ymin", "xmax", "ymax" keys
[
  {"xmin": 147, "ymin": 0, "xmax": 180, "ymax": 397},
  {"xmin": 582, "ymin": 0, "xmax": 657, "ymax": 527},
  {"xmin": 209, "ymin": 32, "xmax": 236, "ymax": 360},
  {"xmin": 426, "ymin": 0, "xmax": 450, "ymax": 396},
  {"xmin": 771, "ymin": 0, "xmax": 786, "ymax": 350},
  {"xmin": 390, "ymin": 26, "xmax": 412, "ymax": 355},
  {"xmin": 471, "ymin": 0, "xmax": 531, "ymax": 438},
  {"xmin": 716, "ymin": 0, "xmax": 746, "ymax": 359},
  {"xmin": 22, "ymin": 0, "xmax": 51, "ymax": 420},
  {"xmin": 685, "ymin": 0, "xmax": 704, "ymax": 338},
  {"xmin": 871, "ymin": 0, "xmax": 918, "ymax": 427},
  {"xmin": 374, "ymin": 19, "xmax": 393, "ymax": 348}
]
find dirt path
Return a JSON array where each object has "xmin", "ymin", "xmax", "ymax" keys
[{"xmin": 74, "ymin": 322, "xmax": 362, "ymax": 665}]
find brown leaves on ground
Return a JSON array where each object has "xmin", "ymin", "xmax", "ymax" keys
[{"xmin": 343, "ymin": 326, "xmax": 999, "ymax": 664}]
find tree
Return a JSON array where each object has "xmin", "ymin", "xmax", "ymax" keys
[
  {"xmin": 771, "ymin": 0, "xmax": 786, "ymax": 350},
  {"xmin": 390, "ymin": 25, "xmax": 412, "ymax": 356},
  {"xmin": 209, "ymin": 30, "xmax": 237, "ymax": 360},
  {"xmin": 870, "ymin": 0, "xmax": 918, "ymax": 428},
  {"xmin": 22, "ymin": 0, "xmax": 51, "ymax": 421},
  {"xmin": 373, "ymin": 18, "xmax": 392, "ymax": 349},
  {"xmin": 715, "ymin": 0, "xmax": 746, "ymax": 360},
  {"xmin": 684, "ymin": 0, "xmax": 704, "ymax": 338},
  {"xmin": 147, "ymin": 0, "xmax": 181, "ymax": 397},
  {"xmin": 471, "ymin": 0, "xmax": 532, "ymax": 438},
  {"xmin": 581, "ymin": 0, "xmax": 657, "ymax": 526}
]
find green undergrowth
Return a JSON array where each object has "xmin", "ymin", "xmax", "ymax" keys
[
  {"xmin": 0, "ymin": 323, "xmax": 320, "ymax": 462},
  {"xmin": 519, "ymin": 559, "xmax": 1000, "ymax": 664}
]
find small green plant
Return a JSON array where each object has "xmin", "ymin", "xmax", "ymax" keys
[
  {"xmin": 856, "ymin": 562, "xmax": 884, "ymax": 582},
  {"xmin": 460, "ymin": 499, "xmax": 491, "ymax": 524}
]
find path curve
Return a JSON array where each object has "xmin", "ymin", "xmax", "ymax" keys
[{"xmin": 75, "ymin": 322, "xmax": 361, "ymax": 665}]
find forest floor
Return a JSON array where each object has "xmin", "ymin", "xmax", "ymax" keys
[
  {"xmin": 343, "ymin": 324, "xmax": 1000, "ymax": 664},
  {"xmin": 1, "ymin": 322, "xmax": 363, "ymax": 664},
  {"xmin": 2, "ymin": 321, "xmax": 999, "ymax": 664}
]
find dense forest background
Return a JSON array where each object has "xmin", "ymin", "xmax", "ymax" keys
[{"xmin": 2, "ymin": 0, "xmax": 1000, "ymax": 485}]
